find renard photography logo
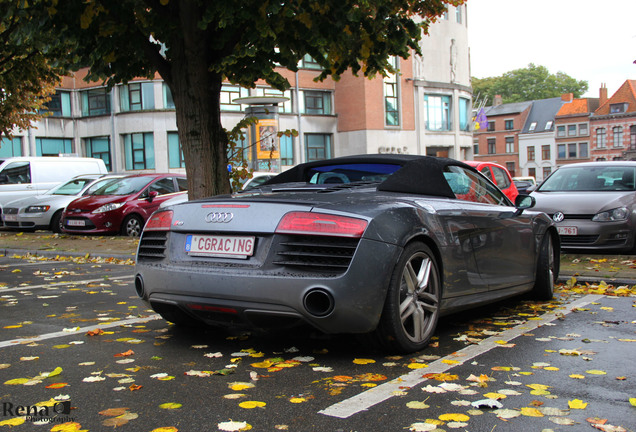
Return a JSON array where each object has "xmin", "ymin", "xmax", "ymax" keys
[{"xmin": 2, "ymin": 400, "xmax": 73, "ymax": 424}]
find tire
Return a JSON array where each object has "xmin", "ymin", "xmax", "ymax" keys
[
  {"xmin": 50, "ymin": 210, "xmax": 63, "ymax": 233},
  {"xmin": 373, "ymin": 242, "xmax": 441, "ymax": 353},
  {"xmin": 531, "ymin": 233, "xmax": 557, "ymax": 300},
  {"xmin": 121, "ymin": 214, "xmax": 144, "ymax": 237}
]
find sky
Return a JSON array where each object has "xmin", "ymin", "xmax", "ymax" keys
[{"xmin": 466, "ymin": 0, "xmax": 636, "ymax": 98}]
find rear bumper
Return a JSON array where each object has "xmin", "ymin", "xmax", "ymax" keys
[{"xmin": 135, "ymin": 237, "xmax": 400, "ymax": 334}]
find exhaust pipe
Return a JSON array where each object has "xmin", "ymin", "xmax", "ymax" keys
[
  {"xmin": 134, "ymin": 274, "xmax": 145, "ymax": 299},
  {"xmin": 303, "ymin": 288, "xmax": 334, "ymax": 317}
]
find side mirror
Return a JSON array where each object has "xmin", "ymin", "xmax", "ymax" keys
[
  {"xmin": 147, "ymin": 190, "xmax": 159, "ymax": 202},
  {"xmin": 514, "ymin": 194, "xmax": 535, "ymax": 215}
]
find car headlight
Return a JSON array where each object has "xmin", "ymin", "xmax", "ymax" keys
[
  {"xmin": 592, "ymin": 207, "xmax": 630, "ymax": 222},
  {"xmin": 92, "ymin": 203, "xmax": 124, "ymax": 214},
  {"xmin": 25, "ymin": 205, "xmax": 51, "ymax": 213}
]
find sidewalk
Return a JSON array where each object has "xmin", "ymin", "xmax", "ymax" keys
[{"xmin": 2, "ymin": 230, "xmax": 636, "ymax": 285}]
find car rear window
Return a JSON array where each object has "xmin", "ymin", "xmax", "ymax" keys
[
  {"xmin": 539, "ymin": 166, "xmax": 636, "ymax": 192},
  {"xmin": 306, "ymin": 163, "xmax": 401, "ymax": 184}
]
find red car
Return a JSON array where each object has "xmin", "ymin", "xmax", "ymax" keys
[
  {"xmin": 464, "ymin": 161, "xmax": 519, "ymax": 202},
  {"xmin": 62, "ymin": 173, "xmax": 187, "ymax": 237}
]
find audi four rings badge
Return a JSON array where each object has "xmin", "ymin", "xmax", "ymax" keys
[
  {"xmin": 205, "ymin": 212, "xmax": 234, "ymax": 223},
  {"xmin": 552, "ymin": 212, "xmax": 564, "ymax": 222}
]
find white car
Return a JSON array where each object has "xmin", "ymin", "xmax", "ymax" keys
[{"xmin": 2, "ymin": 174, "xmax": 123, "ymax": 233}]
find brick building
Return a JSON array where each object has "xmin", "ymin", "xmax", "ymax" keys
[{"xmin": 590, "ymin": 80, "xmax": 636, "ymax": 161}]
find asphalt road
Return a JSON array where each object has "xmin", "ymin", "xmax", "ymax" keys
[{"xmin": 0, "ymin": 254, "xmax": 634, "ymax": 431}]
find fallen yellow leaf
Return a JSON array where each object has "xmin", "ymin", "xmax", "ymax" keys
[
  {"xmin": 568, "ymin": 399, "xmax": 588, "ymax": 409},
  {"xmin": 438, "ymin": 413, "xmax": 469, "ymax": 422},
  {"xmin": 238, "ymin": 401, "xmax": 266, "ymax": 409}
]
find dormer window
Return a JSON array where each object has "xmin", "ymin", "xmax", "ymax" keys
[
  {"xmin": 545, "ymin": 121, "xmax": 553, "ymax": 130},
  {"xmin": 529, "ymin": 122, "xmax": 537, "ymax": 131},
  {"xmin": 610, "ymin": 103, "xmax": 628, "ymax": 114}
]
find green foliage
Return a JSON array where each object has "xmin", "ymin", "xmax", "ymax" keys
[
  {"xmin": 472, "ymin": 64, "xmax": 588, "ymax": 105},
  {"xmin": 0, "ymin": 0, "xmax": 75, "ymax": 137}
]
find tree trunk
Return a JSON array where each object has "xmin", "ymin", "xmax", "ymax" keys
[{"xmin": 166, "ymin": 3, "xmax": 231, "ymax": 200}]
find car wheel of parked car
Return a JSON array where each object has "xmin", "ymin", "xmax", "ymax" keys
[
  {"xmin": 122, "ymin": 215, "xmax": 144, "ymax": 237},
  {"xmin": 50, "ymin": 210, "xmax": 63, "ymax": 234},
  {"xmin": 374, "ymin": 242, "xmax": 441, "ymax": 353},
  {"xmin": 531, "ymin": 233, "xmax": 556, "ymax": 300}
]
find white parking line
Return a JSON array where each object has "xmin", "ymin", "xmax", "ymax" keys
[
  {"xmin": 319, "ymin": 294, "xmax": 605, "ymax": 419},
  {"xmin": 0, "ymin": 275, "xmax": 134, "ymax": 293},
  {"xmin": 0, "ymin": 315, "xmax": 161, "ymax": 349}
]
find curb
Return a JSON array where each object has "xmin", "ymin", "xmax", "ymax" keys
[
  {"xmin": 557, "ymin": 274, "xmax": 636, "ymax": 286},
  {"xmin": 0, "ymin": 248, "xmax": 135, "ymax": 262}
]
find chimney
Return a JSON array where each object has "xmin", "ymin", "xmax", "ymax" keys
[
  {"xmin": 599, "ymin": 84, "xmax": 608, "ymax": 105},
  {"xmin": 561, "ymin": 93, "xmax": 573, "ymax": 102},
  {"xmin": 493, "ymin": 95, "xmax": 503, "ymax": 106}
]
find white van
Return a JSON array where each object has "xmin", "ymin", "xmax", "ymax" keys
[{"xmin": 0, "ymin": 156, "xmax": 108, "ymax": 214}]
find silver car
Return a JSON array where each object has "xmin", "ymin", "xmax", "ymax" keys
[
  {"xmin": 2, "ymin": 174, "xmax": 123, "ymax": 233},
  {"xmin": 531, "ymin": 161, "xmax": 636, "ymax": 251}
]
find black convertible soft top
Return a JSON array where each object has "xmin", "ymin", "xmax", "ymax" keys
[{"xmin": 265, "ymin": 154, "xmax": 476, "ymax": 199}]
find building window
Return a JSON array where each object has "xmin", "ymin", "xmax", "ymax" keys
[
  {"xmin": 279, "ymin": 134, "xmax": 294, "ymax": 166},
  {"xmin": 545, "ymin": 121, "xmax": 553, "ymax": 130},
  {"xmin": 0, "ymin": 137, "xmax": 22, "ymax": 158},
  {"xmin": 505, "ymin": 137, "xmax": 514, "ymax": 153},
  {"xmin": 167, "ymin": 132, "xmax": 184, "ymax": 168},
  {"xmin": 473, "ymin": 139, "xmax": 479, "ymax": 155},
  {"xmin": 630, "ymin": 126, "xmax": 636, "ymax": 150},
  {"xmin": 42, "ymin": 91, "xmax": 71, "ymax": 117},
  {"xmin": 487, "ymin": 138, "xmax": 496, "ymax": 154},
  {"xmin": 220, "ymin": 84, "xmax": 249, "ymax": 112},
  {"xmin": 455, "ymin": 4, "xmax": 462, "ymax": 23},
  {"xmin": 424, "ymin": 94, "xmax": 451, "ymax": 131},
  {"xmin": 119, "ymin": 82, "xmax": 155, "ymax": 111},
  {"xmin": 85, "ymin": 137, "xmax": 111, "ymax": 171},
  {"xmin": 596, "ymin": 128, "xmax": 606, "ymax": 148},
  {"xmin": 579, "ymin": 142, "xmax": 589, "ymax": 158},
  {"xmin": 610, "ymin": 103, "xmax": 628, "ymax": 114},
  {"xmin": 81, "ymin": 88, "xmax": 110, "ymax": 116},
  {"xmin": 487, "ymin": 121, "xmax": 495, "ymax": 132},
  {"xmin": 384, "ymin": 56, "xmax": 400, "ymax": 126},
  {"xmin": 35, "ymin": 138, "xmax": 73, "ymax": 156},
  {"xmin": 527, "ymin": 146, "xmax": 535, "ymax": 161},
  {"xmin": 123, "ymin": 132, "xmax": 155, "ymax": 170},
  {"xmin": 557, "ymin": 126, "xmax": 566, "ymax": 137},
  {"xmin": 613, "ymin": 126, "xmax": 623, "ymax": 148},
  {"xmin": 255, "ymin": 87, "xmax": 293, "ymax": 113},
  {"xmin": 528, "ymin": 167, "xmax": 536, "ymax": 178},
  {"xmin": 505, "ymin": 119, "xmax": 514, "ymax": 130},
  {"xmin": 505, "ymin": 162, "xmax": 515, "ymax": 177},
  {"xmin": 568, "ymin": 143, "xmax": 577, "ymax": 158},
  {"xmin": 557, "ymin": 144, "xmax": 566, "ymax": 159},
  {"xmin": 568, "ymin": 125, "xmax": 577, "ymax": 136},
  {"xmin": 541, "ymin": 145, "xmax": 550, "ymax": 160},
  {"xmin": 542, "ymin": 167, "xmax": 551, "ymax": 179},
  {"xmin": 579, "ymin": 123, "xmax": 588, "ymax": 135},
  {"xmin": 163, "ymin": 84, "xmax": 175, "ymax": 109},
  {"xmin": 302, "ymin": 91, "xmax": 332, "ymax": 115},
  {"xmin": 304, "ymin": 134, "xmax": 332, "ymax": 162},
  {"xmin": 459, "ymin": 98, "xmax": 470, "ymax": 131},
  {"xmin": 529, "ymin": 122, "xmax": 537, "ymax": 131},
  {"xmin": 299, "ymin": 54, "xmax": 322, "ymax": 70}
]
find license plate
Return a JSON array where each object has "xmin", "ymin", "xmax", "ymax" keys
[
  {"xmin": 558, "ymin": 226, "xmax": 578, "ymax": 236},
  {"xmin": 3, "ymin": 214, "xmax": 17, "ymax": 222},
  {"xmin": 185, "ymin": 234, "xmax": 255, "ymax": 258},
  {"xmin": 67, "ymin": 219, "xmax": 86, "ymax": 227}
]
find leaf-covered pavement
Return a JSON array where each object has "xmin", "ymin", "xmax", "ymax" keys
[{"xmin": 0, "ymin": 254, "xmax": 634, "ymax": 431}]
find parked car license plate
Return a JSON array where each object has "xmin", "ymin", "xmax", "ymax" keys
[
  {"xmin": 185, "ymin": 234, "xmax": 255, "ymax": 258},
  {"xmin": 557, "ymin": 226, "xmax": 578, "ymax": 235},
  {"xmin": 3, "ymin": 214, "xmax": 17, "ymax": 222},
  {"xmin": 67, "ymin": 219, "xmax": 86, "ymax": 227}
]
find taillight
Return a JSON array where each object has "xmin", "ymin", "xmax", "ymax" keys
[
  {"xmin": 144, "ymin": 210, "xmax": 173, "ymax": 231},
  {"xmin": 275, "ymin": 211, "xmax": 367, "ymax": 238}
]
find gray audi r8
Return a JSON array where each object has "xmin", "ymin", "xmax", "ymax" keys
[{"xmin": 134, "ymin": 155, "xmax": 559, "ymax": 353}]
